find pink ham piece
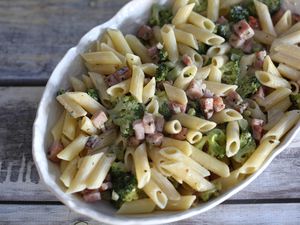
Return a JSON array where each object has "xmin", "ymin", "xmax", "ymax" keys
[
  {"xmin": 143, "ymin": 113, "xmax": 156, "ymax": 134},
  {"xmin": 199, "ymin": 97, "xmax": 214, "ymax": 119},
  {"xmin": 216, "ymin": 16, "xmax": 228, "ymax": 24},
  {"xmin": 146, "ymin": 133, "xmax": 164, "ymax": 146},
  {"xmin": 128, "ymin": 136, "xmax": 141, "ymax": 147},
  {"xmin": 226, "ymin": 91, "xmax": 243, "ymax": 105},
  {"xmin": 252, "ymin": 86, "xmax": 265, "ymax": 102},
  {"xmin": 91, "ymin": 110, "xmax": 108, "ymax": 129},
  {"xmin": 137, "ymin": 25, "xmax": 153, "ymax": 41},
  {"xmin": 242, "ymin": 39, "xmax": 253, "ymax": 54},
  {"xmin": 82, "ymin": 189, "xmax": 101, "ymax": 202},
  {"xmin": 155, "ymin": 115, "xmax": 165, "ymax": 133},
  {"xmin": 133, "ymin": 119, "xmax": 145, "ymax": 140},
  {"xmin": 171, "ymin": 127, "xmax": 188, "ymax": 141},
  {"xmin": 99, "ymin": 182, "xmax": 112, "ymax": 192},
  {"xmin": 169, "ymin": 101, "xmax": 187, "ymax": 114},
  {"xmin": 213, "ymin": 96, "xmax": 225, "ymax": 112},
  {"xmin": 48, "ymin": 141, "xmax": 64, "ymax": 163},
  {"xmin": 229, "ymin": 33, "xmax": 245, "ymax": 48},
  {"xmin": 272, "ymin": 9, "xmax": 284, "ymax": 25},
  {"xmin": 248, "ymin": 16, "xmax": 260, "ymax": 29},
  {"xmin": 251, "ymin": 118, "xmax": 264, "ymax": 141},
  {"xmin": 186, "ymin": 79, "xmax": 205, "ymax": 100},
  {"xmin": 85, "ymin": 135, "xmax": 99, "ymax": 149},
  {"xmin": 253, "ymin": 50, "xmax": 267, "ymax": 69},
  {"xmin": 105, "ymin": 67, "xmax": 131, "ymax": 87},
  {"xmin": 147, "ymin": 46, "xmax": 159, "ymax": 60},
  {"xmin": 233, "ymin": 20, "xmax": 254, "ymax": 40},
  {"xmin": 182, "ymin": 54, "xmax": 193, "ymax": 66}
]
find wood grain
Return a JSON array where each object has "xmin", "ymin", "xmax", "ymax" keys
[
  {"xmin": 1, "ymin": 203, "xmax": 299, "ymax": 225},
  {"xmin": 0, "ymin": 0, "xmax": 131, "ymax": 84},
  {"xmin": 0, "ymin": 87, "xmax": 299, "ymax": 202}
]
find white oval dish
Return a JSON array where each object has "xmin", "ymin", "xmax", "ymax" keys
[{"xmin": 32, "ymin": 0, "xmax": 300, "ymax": 224}]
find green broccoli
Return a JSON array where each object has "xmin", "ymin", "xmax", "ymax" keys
[
  {"xmin": 221, "ymin": 61, "xmax": 240, "ymax": 85},
  {"xmin": 187, "ymin": 108, "xmax": 197, "ymax": 116},
  {"xmin": 110, "ymin": 96, "xmax": 144, "ymax": 137},
  {"xmin": 197, "ymin": 42, "xmax": 209, "ymax": 55},
  {"xmin": 290, "ymin": 94, "xmax": 300, "ymax": 110},
  {"xmin": 200, "ymin": 181, "xmax": 222, "ymax": 202},
  {"xmin": 193, "ymin": 0, "xmax": 208, "ymax": 13},
  {"xmin": 87, "ymin": 88, "xmax": 99, "ymax": 101},
  {"xmin": 216, "ymin": 24, "xmax": 232, "ymax": 40},
  {"xmin": 56, "ymin": 89, "xmax": 66, "ymax": 96},
  {"xmin": 229, "ymin": 48, "xmax": 244, "ymax": 62},
  {"xmin": 155, "ymin": 63, "xmax": 173, "ymax": 82},
  {"xmin": 157, "ymin": 91, "xmax": 172, "ymax": 119},
  {"xmin": 233, "ymin": 131, "xmax": 256, "ymax": 163},
  {"xmin": 109, "ymin": 144, "xmax": 125, "ymax": 161},
  {"xmin": 158, "ymin": 48, "xmax": 169, "ymax": 62},
  {"xmin": 207, "ymin": 129, "xmax": 226, "ymax": 158},
  {"xmin": 245, "ymin": 0, "xmax": 281, "ymax": 15},
  {"xmin": 110, "ymin": 162, "xmax": 139, "ymax": 207},
  {"xmin": 149, "ymin": 4, "xmax": 173, "ymax": 27},
  {"xmin": 229, "ymin": 5, "xmax": 250, "ymax": 22},
  {"xmin": 236, "ymin": 74, "xmax": 261, "ymax": 98}
]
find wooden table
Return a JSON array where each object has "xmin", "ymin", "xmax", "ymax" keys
[{"xmin": 0, "ymin": 1, "xmax": 299, "ymax": 224}]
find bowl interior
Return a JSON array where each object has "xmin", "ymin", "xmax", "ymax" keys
[{"xmin": 32, "ymin": 0, "xmax": 300, "ymax": 224}]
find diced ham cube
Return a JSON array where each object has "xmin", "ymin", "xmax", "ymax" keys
[
  {"xmin": 233, "ymin": 20, "xmax": 255, "ymax": 40},
  {"xmin": 137, "ymin": 25, "xmax": 153, "ymax": 41},
  {"xmin": 216, "ymin": 16, "xmax": 228, "ymax": 25},
  {"xmin": 203, "ymin": 88, "xmax": 214, "ymax": 98},
  {"xmin": 248, "ymin": 16, "xmax": 260, "ymax": 29},
  {"xmin": 143, "ymin": 113, "xmax": 156, "ymax": 134},
  {"xmin": 99, "ymin": 182, "xmax": 112, "ymax": 192},
  {"xmin": 251, "ymin": 118, "xmax": 264, "ymax": 141},
  {"xmin": 133, "ymin": 119, "xmax": 145, "ymax": 140},
  {"xmin": 186, "ymin": 79, "xmax": 205, "ymax": 100},
  {"xmin": 146, "ymin": 133, "xmax": 164, "ymax": 146},
  {"xmin": 213, "ymin": 96, "xmax": 225, "ymax": 112},
  {"xmin": 256, "ymin": 50, "xmax": 267, "ymax": 61},
  {"xmin": 128, "ymin": 136, "xmax": 141, "ymax": 147},
  {"xmin": 105, "ymin": 67, "xmax": 131, "ymax": 87},
  {"xmin": 182, "ymin": 54, "xmax": 193, "ymax": 66},
  {"xmin": 48, "ymin": 141, "xmax": 64, "ymax": 163},
  {"xmin": 85, "ymin": 135, "xmax": 99, "ymax": 149},
  {"xmin": 148, "ymin": 45, "xmax": 158, "ymax": 58},
  {"xmin": 252, "ymin": 86, "xmax": 265, "ymax": 101},
  {"xmin": 91, "ymin": 110, "xmax": 108, "ymax": 129},
  {"xmin": 234, "ymin": 102, "xmax": 249, "ymax": 113},
  {"xmin": 169, "ymin": 101, "xmax": 187, "ymax": 114},
  {"xmin": 229, "ymin": 33, "xmax": 245, "ymax": 48},
  {"xmin": 155, "ymin": 115, "xmax": 165, "ymax": 133},
  {"xmin": 82, "ymin": 189, "xmax": 101, "ymax": 202},
  {"xmin": 170, "ymin": 127, "xmax": 188, "ymax": 141},
  {"xmin": 242, "ymin": 39, "xmax": 253, "ymax": 54},
  {"xmin": 200, "ymin": 97, "xmax": 214, "ymax": 119},
  {"xmin": 292, "ymin": 14, "xmax": 300, "ymax": 23},
  {"xmin": 226, "ymin": 91, "xmax": 243, "ymax": 105}
]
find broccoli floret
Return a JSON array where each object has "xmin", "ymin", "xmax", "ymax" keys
[
  {"xmin": 110, "ymin": 96, "xmax": 144, "ymax": 137},
  {"xmin": 221, "ymin": 61, "xmax": 240, "ymax": 85},
  {"xmin": 207, "ymin": 129, "xmax": 226, "ymax": 158},
  {"xmin": 229, "ymin": 48, "xmax": 244, "ymax": 62},
  {"xmin": 229, "ymin": 5, "xmax": 250, "ymax": 22},
  {"xmin": 187, "ymin": 108, "xmax": 197, "ymax": 116},
  {"xmin": 187, "ymin": 100, "xmax": 204, "ymax": 118},
  {"xmin": 237, "ymin": 74, "xmax": 261, "ymax": 98},
  {"xmin": 233, "ymin": 131, "xmax": 256, "ymax": 163},
  {"xmin": 155, "ymin": 63, "xmax": 173, "ymax": 82},
  {"xmin": 87, "ymin": 88, "xmax": 99, "ymax": 101},
  {"xmin": 193, "ymin": 0, "xmax": 208, "ymax": 13},
  {"xmin": 290, "ymin": 94, "xmax": 300, "ymax": 110},
  {"xmin": 110, "ymin": 162, "xmax": 139, "ymax": 207},
  {"xmin": 200, "ymin": 181, "xmax": 222, "ymax": 202},
  {"xmin": 156, "ymin": 91, "xmax": 172, "ymax": 119},
  {"xmin": 197, "ymin": 42, "xmax": 209, "ymax": 55},
  {"xmin": 245, "ymin": 0, "xmax": 281, "ymax": 15},
  {"xmin": 216, "ymin": 24, "xmax": 232, "ymax": 40},
  {"xmin": 149, "ymin": 4, "xmax": 173, "ymax": 27},
  {"xmin": 109, "ymin": 145, "xmax": 125, "ymax": 161},
  {"xmin": 158, "ymin": 49, "xmax": 169, "ymax": 62},
  {"xmin": 56, "ymin": 89, "xmax": 66, "ymax": 96}
]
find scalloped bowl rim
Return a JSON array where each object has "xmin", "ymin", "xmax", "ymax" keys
[{"xmin": 32, "ymin": 0, "xmax": 300, "ymax": 224}]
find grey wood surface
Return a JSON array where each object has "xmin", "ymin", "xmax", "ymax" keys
[
  {"xmin": 0, "ymin": 0, "xmax": 300, "ymax": 224},
  {"xmin": 0, "ymin": 0, "xmax": 130, "ymax": 85}
]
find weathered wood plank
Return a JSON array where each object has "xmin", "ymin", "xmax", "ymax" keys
[
  {"xmin": 0, "ymin": 203, "xmax": 299, "ymax": 225},
  {"xmin": 0, "ymin": 0, "xmax": 131, "ymax": 83},
  {"xmin": 0, "ymin": 87, "xmax": 299, "ymax": 201}
]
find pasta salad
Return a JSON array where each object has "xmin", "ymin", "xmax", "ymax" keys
[{"xmin": 48, "ymin": 0, "xmax": 300, "ymax": 214}]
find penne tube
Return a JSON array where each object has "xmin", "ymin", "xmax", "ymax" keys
[
  {"xmin": 88, "ymin": 72, "xmax": 111, "ymax": 107},
  {"xmin": 161, "ymin": 137, "xmax": 192, "ymax": 156},
  {"xmin": 142, "ymin": 77, "xmax": 156, "ymax": 103},
  {"xmin": 130, "ymin": 65, "xmax": 145, "ymax": 103},
  {"xmin": 186, "ymin": 129, "xmax": 202, "ymax": 144},
  {"xmin": 172, "ymin": 113, "xmax": 217, "ymax": 132},
  {"xmin": 262, "ymin": 87, "xmax": 292, "ymax": 110},
  {"xmin": 117, "ymin": 199, "xmax": 156, "ymax": 214},
  {"xmin": 203, "ymin": 80, "xmax": 237, "ymax": 96},
  {"xmin": 225, "ymin": 121, "xmax": 240, "ymax": 157},
  {"xmin": 51, "ymin": 111, "xmax": 65, "ymax": 141},
  {"xmin": 164, "ymin": 120, "xmax": 182, "ymax": 134},
  {"xmin": 253, "ymin": 29, "xmax": 276, "ymax": 45},
  {"xmin": 188, "ymin": 11, "xmax": 215, "ymax": 32},
  {"xmin": 81, "ymin": 51, "xmax": 122, "ymax": 65},
  {"xmin": 161, "ymin": 24, "xmax": 179, "ymax": 62},
  {"xmin": 172, "ymin": 3, "xmax": 195, "ymax": 25},
  {"xmin": 125, "ymin": 34, "xmax": 152, "ymax": 63},
  {"xmin": 263, "ymin": 55, "xmax": 281, "ymax": 77},
  {"xmin": 163, "ymin": 83, "xmax": 188, "ymax": 105},
  {"xmin": 60, "ymin": 157, "xmax": 79, "ymax": 188},
  {"xmin": 174, "ymin": 28, "xmax": 198, "ymax": 49},
  {"xmin": 212, "ymin": 55, "xmax": 228, "ymax": 68},
  {"xmin": 80, "ymin": 116, "xmax": 98, "ymax": 135},
  {"xmin": 271, "ymin": 52, "xmax": 300, "ymax": 70},
  {"xmin": 85, "ymin": 63, "xmax": 116, "ymax": 75},
  {"xmin": 70, "ymin": 77, "xmax": 86, "ymax": 92},
  {"xmin": 207, "ymin": 0, "xmax": 219, "ymax": 22},
  {"xmin": 255, "ymin": 71, "xmax": 291, "ymax": 89},
  {"xmin": 143, "ymin": 178, "xmax": 168, "ymax": 209},
  {"xmin": 275, "ymin": 10, "xmax": 292, "ymax": 35},
  {"xmin": 208, "ymin": 65, "xmax": 222, "ymax": 82},
  {"xmin": 174, "ymin": 65, "xmax": 197, "ymax": 89},
  {"xmin": 134, "ymin": 143, "xmax": 151, "ymax": 189},
  {"xmin": 164, "ymin": 195, "xmax": 196, "ymax": 211},
  {"xmin": 107, "ymin": 29, "xmax": 133, "ymax": 55},
  {"xmin": 211, "ymin": 109, "xmax": 243, "ymax": 124},
  {"xmin": 254, "ymin": 0, "xmax": 276, "ymax": 36},
  {"xmin": 56, "ymin": 94, "xmax": 87, "ymax": 118},
  {"xmin": 277, "ymin": 63, "xmax": 300, "ymax": 81},
  {"xmin": 106, "ymin": 78, "xmax": 131, "ymax": 97},
  {"xmin": 141, "ymin": 63, "xmax": 158, "ymax": 77}
]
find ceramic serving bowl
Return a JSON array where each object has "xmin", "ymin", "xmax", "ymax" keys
[{"xmin": 32, "ymin": 0, "xmax": 300, "ymax": 224}]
